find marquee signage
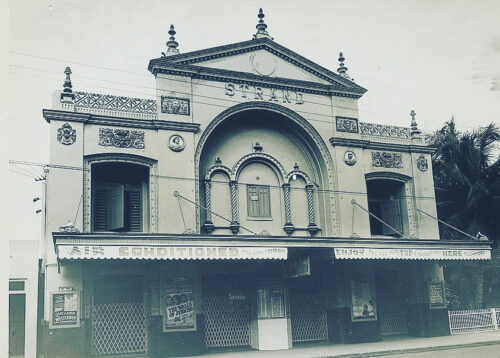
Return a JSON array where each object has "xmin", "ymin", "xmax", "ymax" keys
[
  {"xmin": 224, "ymin": 82, "xmax": 304, "ymax": 104},
  {"xmin": 334, "ymin": 247, "xmax": 491, "ymax": 260},
  {"xmin": 58, "ymin": 245, "xmax": 287, "ymax": 260}
]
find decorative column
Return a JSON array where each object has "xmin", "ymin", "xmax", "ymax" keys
[
  {"xmin": 282, "ymin": 183, "xmax": 294, "ymax": 235},
  {"xmin": 202, "ymin": 180, "xmax": 215, "ymax": 234},
  {"xmin": 229, "ymin": 181, "xmax": 240, "ymax": 234},
  {"xmin": 306, "ymin": 185, "xmax": 319, "ymax": 235}
]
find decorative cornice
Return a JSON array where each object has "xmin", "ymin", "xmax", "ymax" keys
[
  {"xmin": 43, "ymin": 109, "xmax": 200, "ymax": 132},
  {"xmin": 329, "ymin": 137, "xmax": 436, "ymax": 154},
  {"xmin": 148, "ymin": 37, "xmax": 366, "ymax": 94},
  {"xmin": 154, "ymin": 63, "xmax": 364, "ymax": 98}
]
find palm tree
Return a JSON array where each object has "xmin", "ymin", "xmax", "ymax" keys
[
  {"xmin": 429, "ymin": 119, "xmax": 500, "ymax": 242},
  {"xmin": 428, "ymin": 119, "xmax": 500, "ymax": 309}
]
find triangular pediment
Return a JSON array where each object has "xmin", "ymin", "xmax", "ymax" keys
[{"xmin": 148, "ymin": 38, "xmax": 366, "ymax": 95}]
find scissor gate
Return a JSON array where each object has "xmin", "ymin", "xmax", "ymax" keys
[{"xmin": 290, "ymin": 294, "xmax": 328, "ymax": 343}]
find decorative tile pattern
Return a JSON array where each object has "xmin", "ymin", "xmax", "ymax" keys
[
  {"xmin": 360, "ymin": 123, "xmax": 410, "ymax": 139},
  {"xmin": 75, "ymin": 91, "xmax": 156, "ymax": 114},
  {"xmin": 416, "ymin": 154, "xmax": 428, "ymax": 172},
  {"xmin": 57, "ymin": 123, "xmax": 76, "ymax": 145},
  {"xmin": 372, "ymin": 152, "xmax": 403, "ymax": 169},
  {"xmin": 336, "ymin": 117, "xmax": 359, "ymax": 133},
  {"xmin": 99, "ymin": 128, "xmax": 145, "ymax": 149},
  {"xmin": 161, "ymin": 96, "xmax": 190, "ymax": 115}
]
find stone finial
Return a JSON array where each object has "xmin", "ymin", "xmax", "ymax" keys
[
  {"xmin": 164, "ymin": 24, "xmax": 180, "ymax": 56},
  {"xmin": 215, "ymin": 156, "xmax": 222, "ymax": 165},
  {"xmin": 294, "ymin": 163, "xmax": 299, "ymax": 170},
  {"xmin": 410, "ymin": 110, "xmax": 420, "ymax": 135},
  {"xmin": 253, "ymin": 8, "xmax": 273, "ymax": 40},
  {"xmin": 337, "ymin": 52, "xmax": 350, "ymax": 79},
  {"xmin": 63, "ymin": 67, "xmax": 73, "ymax": 93},
  {"xmin": 60, "ymin": 66, "xmax": 75, "ymax": 103}
]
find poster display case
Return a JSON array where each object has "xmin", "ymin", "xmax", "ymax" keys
[
  {"xmin": 161, "ymin": 281, "xmax": 196, "ymax": 332},
  {"xmin": 428, "ymin": 280, "xmax": 447, "ymax": 309},
  {"xmin": 350, "ymin": 277, "xmax": 377, "ymax": 322},
  {"xmin": 49, "ymin": 290, "xmax": 81, "ymax": 329}
]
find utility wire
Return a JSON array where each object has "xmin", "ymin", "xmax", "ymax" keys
[
  {"xmin": 351, "ymin": 199, "xmax": 412, "ymax": 239},
  {"xmin": 417, "ymin": 208, "xmax": 479, "ymax": 240},
  {"xmin": 9, "ymin": 168, "xmax": 37, "ymax": 180},
  {"xmin": 7, "ymin": 159, "xmax": 437, "ymax": 201},
  {"xmin": 174, "ymin": 191, "xmax": 258, "ymax": 235},
  {"xmin": 9, "ymin": 55, "xmax": 413, "ymax": 121}
]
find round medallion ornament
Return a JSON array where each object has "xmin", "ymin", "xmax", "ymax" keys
[
  {"xmin": 250, "ymin": 52, "xmax": 277, "ymax": 76},
  {"xmin": 168, "ymin": 134, "xmax": 185, "ymax": 152},
  {"xmin": 416, "ymin": 154, "xmax": 428, "ymax": 172},
  {"xmin": 344, "ymin": 150, "xmax": 357, "ymax": 166}
]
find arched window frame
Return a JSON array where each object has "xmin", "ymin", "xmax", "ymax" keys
[{"xmin": 83, "ymin": 153, "xmax": 158, "ymax": 233}]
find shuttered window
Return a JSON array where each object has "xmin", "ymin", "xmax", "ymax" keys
[
  {"xmin": 247, "ymin": 185, "xmax": 271, "ymax": 218},
  {"xmin": 381, "ymin": 199, "xmax": 403, "ymax": 235},
  {"xmin": 93, "ymin": 184, "xmax": 142, "ymax": 232}
]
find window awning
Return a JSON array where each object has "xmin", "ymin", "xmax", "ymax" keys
[
  {"xmin": 57, "ymin": 244, "xmax": 287, "ymax": 260},
  {"xmin": 333, "ymin": 247, "xmax": 491, "ymax": 260}
]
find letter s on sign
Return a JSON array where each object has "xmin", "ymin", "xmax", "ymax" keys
[
  {"xmin": 225, "ymin": 83, "xmax": 235, "ymax": 96},
  {"xmin": 119, "ymin": 247, "xmax": 129, "ymax": 256}
]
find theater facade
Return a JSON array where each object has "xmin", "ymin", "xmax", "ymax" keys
[{"xmin": 40, "ymin": 11, "xmax": 491, "ymax": 358}]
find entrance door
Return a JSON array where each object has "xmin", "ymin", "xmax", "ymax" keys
[
  {"xmin": 290, "ymin": 277, "xmax": 328, "ymax": 343},
  {"xmin": 202, "ymin": 274, "xmax": 251, "ymax": 349},
  {"xmin": 9, "ymin": 293, "xmax": 26, "ymax": 357},
  {"xmin": 376, "ymin": 271, "xmax": 408, "ymax": 336},
  {"xmin": 91, "ymin": 275, "xmax": 147, "ymax": 356}
]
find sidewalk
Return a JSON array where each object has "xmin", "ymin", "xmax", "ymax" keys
[{"xmin": 191, "ymin": 331, "xmax": 500, "ymax": 358}]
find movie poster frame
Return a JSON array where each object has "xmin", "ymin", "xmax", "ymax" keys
[
  {"xmin": 350, "ymin": 276, "xmax": 378, "ymax": 322},
  {"xmin": 161, "ymin": 280, "xmax": 197, "ymax": 332},
  {"xmin": 428, "ymin": 280, "xmax": 447, "ymax": 309},
  {"xmin": 49, "ymin": 290, "xmax": 81, "ymax": 329}
]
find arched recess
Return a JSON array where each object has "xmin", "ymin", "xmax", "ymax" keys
[
  {"xmin": 364, "ymin": 172, "xmax": 417, "ymax": 238},
  {"xmin": 83, "ymin": 153, "xmax": 158, "ymax": 233},
  {"xmin": 195, "ymin": 101, "xmax": 338, "ymax": 235}
]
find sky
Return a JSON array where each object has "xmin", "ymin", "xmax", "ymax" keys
[{"xmin": 6, "ymin": 0, "xmax": 500, "ymax": 241}]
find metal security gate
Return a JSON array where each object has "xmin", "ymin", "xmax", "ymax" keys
[
  {"xmin": 378, "ymin": 301, "xmax": 408, "ymax": 336},
  {"xmin": 203, "ymin": 295, "xmax": 250, "ymax": 348},
  {"xmin": 291, "ymin": 294, "xmax": 328, "ymax": 343},
  {"xmin": 92, "ymin": 302, "xmax": 147, "ymax": 356}
]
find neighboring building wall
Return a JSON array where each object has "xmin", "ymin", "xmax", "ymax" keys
[{"xmin": 9, "ymin": 240, "xmax": 39, "ymax": 358}]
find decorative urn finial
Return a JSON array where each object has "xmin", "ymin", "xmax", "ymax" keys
[
  {"xmin": 410, "ymin": 109, "xmax": 420, "ymax": 135},
  {"xmin": 60, "ymin": 66, "xmax": 75, "ymax": 103},
  {"xmin": 253, "ymin": 8, "xmax": 273, "ymax": 40},
  {"xmin": 164, "ymin": 24, "xmax": 180, "ymax": 56},
  {"xmin": 337, "ymin": 52, "xmax": 350, "ymax": 79}
]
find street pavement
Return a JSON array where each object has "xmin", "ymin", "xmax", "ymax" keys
[{"xmin": 376, "ymin": 343, "xmax": 500, "ymax": 357}]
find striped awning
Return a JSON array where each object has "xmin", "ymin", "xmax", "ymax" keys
[
  {"xmin": 57, "ymin": 244, "xmax": 287, "ymax": 260},
  {"xmin": 333, "ymin": 247, "xmax": 491, "ymax": 260}
]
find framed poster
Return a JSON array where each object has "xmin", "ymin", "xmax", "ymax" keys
[
  {"xmin": 49, "ymin": 290, "xmax": 81, "ymax": 329},
  {"xmin": 162, "ymin": 282, "xmax": 196, "ymax": 332},
  {"xmin": 350, "ymin": 278, "xmax": 377, "ymax": 322},
  {"xmin": 428, "ymin": 281, "xmax": 447, "ymax": 309}
]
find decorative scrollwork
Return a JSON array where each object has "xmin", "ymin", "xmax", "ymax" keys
[
  {"xmin": 416, "ymin": 154, "xmax": 428, "ymax": 172},
  {"xmin": 360, "ymin": 122, "xmax": 410, "ymax": 139},
  {"xmin": 336, "ymin": 117, "xmax": 359, "ymax": 133},
  {"xmin": 57, "ymin": 123, "xmax": 76, "ymax": 145},
  {"xmin": 99, "ymin": 128, "xmax": 145, "ymax": 149},
  {"xmin": 371, "ymin": 151, "xmax": 403, "ymax": 169}
]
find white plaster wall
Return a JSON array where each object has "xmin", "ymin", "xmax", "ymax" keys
[{"xmin": 9, "ymin": 240, "xmax": 39, "ymax": 358}]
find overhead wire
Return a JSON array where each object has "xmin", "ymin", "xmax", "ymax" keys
[
  {"xmin": 7, "ymin": 159, "xmax": 437, "ymax": 201},
  {"xmin": 9, "ymin": 52, "xmax": 413, "ymax": 122}
]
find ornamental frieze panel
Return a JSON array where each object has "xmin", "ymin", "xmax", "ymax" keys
[
  {"xmin": 98, "ymin": 128, "xmax": 145, "ymax": 149},
  {"xmin": 336, "ymin": 117, "xmax": 359, "ymax": 133},
  {"xmin": 74, "ymin": 91, "xmax": 156, "ymax": 114},
  {"xmin": 57, "ymin": 122, "xmax": 76, "ymax": 145},
  {"xmin": 360, "ymin": 122, "xmax": 410, "ymax": 139},
  {"xmin": 161, "ymin": 96, "xmax": 190, "ymax": 115},
  {"xmin": 371, "ymin": 151, "xmax": 403, "ymax": 169}
]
